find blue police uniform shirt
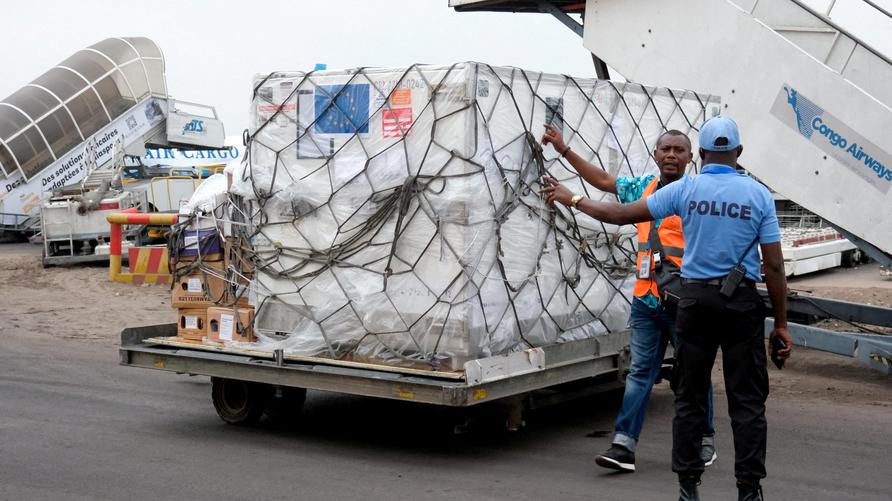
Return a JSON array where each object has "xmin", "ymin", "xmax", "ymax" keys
[{"xmin": 645, "ymin": 164, "xmax": 781, "ymax": 281}]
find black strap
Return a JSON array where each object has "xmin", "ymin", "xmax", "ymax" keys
[
  {"xmin": 735, "ymin": 235, "xmax": 760, "ymax": 267},
  {"xmin": 645, "ymin": 179, "xmax": 671, "ymax": 267},
  {"xmin": 646, "ymin": 221, "xmax": 680, "ymax": 271}
]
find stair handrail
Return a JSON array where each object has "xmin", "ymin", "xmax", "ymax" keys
[{"xmin": 782, "ymin": 0, "xmax": 892, "ymax": 68}]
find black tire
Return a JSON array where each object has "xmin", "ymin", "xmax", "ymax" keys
[
  {"xmin": 841, "ymin": 249, "xmax": 861, "ymax": 268},
  {"xmin": 211, "ymin": 377, "xmax": 270, "ymax": 426},
  {"xmin": 263, "ymin": 386, "xmax": 307, "ymax": 424}
]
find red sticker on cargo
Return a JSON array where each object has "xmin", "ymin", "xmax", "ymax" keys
[{"xmin": 382, "ymin": 108, "xmax": 413, "ymax": 138}]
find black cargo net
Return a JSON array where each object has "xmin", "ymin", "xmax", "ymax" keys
[{"xmin": 183, "ymin": 63, "xmax": 715, "ymax": 371}]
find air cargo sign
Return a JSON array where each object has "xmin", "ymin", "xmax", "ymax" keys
[{"xmin": 771, "ymin": 84, "xmax": 892, "ymax": 193}]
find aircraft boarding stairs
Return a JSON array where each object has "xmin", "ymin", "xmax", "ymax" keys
[
  {"xmin": 450, "ymin": 0, "xmax": 892, "ymax": 373},
  {"xmin": 581, "ymin": 0, "xmax": 892, "ymax": 266}
]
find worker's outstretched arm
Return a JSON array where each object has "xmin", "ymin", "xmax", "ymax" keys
[
  {"xmin": 761, "ymin": 241, "xmax": 793, "ymax": 360},
  {"xmin": 542, "ymin": 124, "xmax": 618, "ymax": 194},
  {"xmin": 540, "ymin": 177, "xmax": 653, "ymax": 225}
]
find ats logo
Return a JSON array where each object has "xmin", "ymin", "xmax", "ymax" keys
[{"xmin": 182, "ymin": 119, "xmax": 205, "ymax": 135}]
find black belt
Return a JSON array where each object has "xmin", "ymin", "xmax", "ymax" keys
[{"xmin": 681, "ymin": 277, "xmax": 756, "ymax": 287}]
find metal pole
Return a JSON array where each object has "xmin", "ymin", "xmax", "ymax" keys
[
  {"xmin": 537, "ymin": 2, "xmax": 584, "ymax": 37},
  {"xmin": 106, "ymin": 210, "xmax": 176, "ymax": 283},
  {"xmin": 591, "ymin": 53, "xmax": 611, "ymax": 80}
]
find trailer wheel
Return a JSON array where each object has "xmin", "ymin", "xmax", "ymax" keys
[
  {"xmin": 263, "ymin": 386, "xmax": 307, "ymax": 424},
  {"xmin": 211, "ymin": 377, "xmax": 269, "ymax": 426},
  {"xmin": 841, "ymin": 249, "xmax": 862, "ymax": 268}
]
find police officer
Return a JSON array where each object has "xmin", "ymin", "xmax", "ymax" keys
[
  {"xmin": 541, "ymin": 125, "xmax": 718, "ymax": 473},
  {"xmin": 541, "ymin": 116, "xmax": 793, "ymax": 501}
]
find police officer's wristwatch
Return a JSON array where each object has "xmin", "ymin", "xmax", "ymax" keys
[{"xmin": 570, "ymin": 194, "xmax": 584, "ymax": 208}]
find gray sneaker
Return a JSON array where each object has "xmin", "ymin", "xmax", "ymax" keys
[{"xmin": 701, "ymin": 434, "xmax": 718, "ymax": 467}]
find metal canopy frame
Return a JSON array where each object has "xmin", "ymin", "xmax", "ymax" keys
[
  {"xmin": 449, "ymin": 1, "xmax": 610, "ymax": 78},
  {"xmin": 0, "ymin": 37, "xmax": 168, "ymax": 181}
]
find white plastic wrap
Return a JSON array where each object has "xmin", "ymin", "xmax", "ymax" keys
[{"xmin": 230, "ymin": 63, "xmax": 718, "ymax": 370}]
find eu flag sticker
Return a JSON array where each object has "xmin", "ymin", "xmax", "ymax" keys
[{"xmin": 314, "ymin": 83, "xmax": 370, "ymax": 135}]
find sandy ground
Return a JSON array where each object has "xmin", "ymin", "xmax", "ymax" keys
[
  {"xmin": 0, "ymin": 243, "xmax": 171, "ymax": 342},
  {"xmin": 1, "ymin": 242, "xmax": 890, "ymax": 406}
]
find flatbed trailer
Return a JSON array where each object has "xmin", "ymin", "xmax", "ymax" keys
[{"xmin": 120, "ymin": 324, "xmax": 632, "ymax": 427}]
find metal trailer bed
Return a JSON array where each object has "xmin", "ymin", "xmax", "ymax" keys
[{"xmin": 120, "ymin": 324, "xmax": 631, "ymax": 427}]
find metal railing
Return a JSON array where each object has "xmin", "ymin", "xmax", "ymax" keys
[{"xmin": 749, "ymin": 0, "xmax": 892, "ymax": 108}]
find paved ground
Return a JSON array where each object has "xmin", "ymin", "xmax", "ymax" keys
[
  {"xmin": 0, "ymin": 244, "xmax": 890, "ymax": 500},
  {"xmin": 0, "ymin": 329, "xmax": 890, "ymax": 501}
]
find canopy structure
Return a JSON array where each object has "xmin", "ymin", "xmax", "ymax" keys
[
  {"xmin": 449, "ymin": 0, "xmax": 584, "ymax": 12},
  {"xmin": 0, "ymin": 37, "xmax": 167, "ymax": 181}
]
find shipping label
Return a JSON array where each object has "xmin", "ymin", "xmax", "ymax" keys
[
  {"xmin": 219, "ymin": 313, "xmax": 234, "ymax": 341},
  {"xmin": 187, "ymin": 278, "xmax": 203, "ymax": 293},
  {"xmin": 313, "ymin": 83, "xmax": 371, "ymax": 136},
  {"xmin": 382, "ymin": 108, "xmax": 413, "ymax": 138},
  {"xmin": 390, "ymin": 88, "xmax": 412, "ymax": 107},
  {"xmin": 185, "ymin": 315, "xmax": 198, "ymax": 330}
]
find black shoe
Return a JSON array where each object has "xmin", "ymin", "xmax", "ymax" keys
[
  {"xmin": 678, "ymin": 476, "xmax": 701, "ymax": 501},
  {"xmin": 738, "ymin": 482, "xmax": 764, "ymax": 501},
  {"xmin": 595, "ymin": 444, "xmax": 636, "ymax": 472}
]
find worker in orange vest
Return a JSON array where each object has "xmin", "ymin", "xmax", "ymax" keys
[
  {"xmin": 542, "ymin": 117, "xmax": 792, "ymax": 501},
  {"xmin": 541, "ymin": 124, "xmax": 716, "ymax": 473}
]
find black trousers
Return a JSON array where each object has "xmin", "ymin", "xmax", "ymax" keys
[{"xmin": 671, "ymin": 282, "xmax": 769, "ymax": 484}]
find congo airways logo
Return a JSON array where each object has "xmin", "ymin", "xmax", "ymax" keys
[
  {"xmin": 784, "ymin": 85, "xmax": 823, "ymax": 139},
  {"xmin": 771, "ymin": 83, "xmax": 892, "ymax": 192}
]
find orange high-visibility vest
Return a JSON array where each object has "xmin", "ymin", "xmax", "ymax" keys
[{"xmin": 634, "ymin": 177, "xmax": 685, "ymax": 299}]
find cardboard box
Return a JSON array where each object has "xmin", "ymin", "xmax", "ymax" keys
[
  {"xmin": 224, "ymin": 236, "xmax": 255, "ymax": 275},
  {"xmin": 228, "ymin": 280, "xmax": 252, "ymax": 307},
  {"xmin": 171, "ymin": 260, "xmax": 227, "ymax": 308},
  {"xmin": 170, "ymin": 253, "xmax": 224, "ymax": 283},
  {"xmin": 178, "ymin": 228, "xmax": 223, "ymax": 257},
  {"xmin": 177, "ymin": 308, "xmax": 208, "ymax": 341},
  {"xmin": 222, "ymin": 236, "xmax": 254, "ymax": 307},
  {"xmin": 207, "ymin": 306, "xmax": 255, "ymax": 343}
]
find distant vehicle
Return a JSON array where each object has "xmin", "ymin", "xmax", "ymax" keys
[
  {"xmin": 121, "ymin": 156, "xmax": 222, "ymax": 182},
  {"xmin": 121, "ymin": 156, "xmax": 172, "ymax": 182}
]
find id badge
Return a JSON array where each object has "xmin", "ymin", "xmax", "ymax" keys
[{"xmin": 638, "ymin": 253, "xmax": 652, "ymax": 279}]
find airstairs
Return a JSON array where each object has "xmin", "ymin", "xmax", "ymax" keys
[
  {"xmin": 451, "ymin": 0, "xmax": 892, "ymax": 373},
  {"xmin": 0, "ymin": 37, "xmax": 225, "ymax": 232},
  {"xmin": 579, "ymin": 0, "xmax": 892, "ymax": 262}
]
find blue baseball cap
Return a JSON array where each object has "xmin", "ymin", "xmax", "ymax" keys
[{"xmin": 699, "ymin": 116, "xmax": 741, "ymax": 151}]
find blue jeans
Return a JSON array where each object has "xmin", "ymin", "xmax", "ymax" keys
[{"xmin": 613, "ymin": 298, "xmax": 715, "ymax": 452}]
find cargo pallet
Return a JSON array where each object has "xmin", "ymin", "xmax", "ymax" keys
[{"xmin": 120, "ymin": 324, "xmax": 632, "ymax": 427}]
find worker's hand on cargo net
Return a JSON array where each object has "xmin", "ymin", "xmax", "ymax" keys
[
  {"xmin": 542, "ymin": 123, "xmax": 568, "ymax": 155},
  {"xmin": 540, "ymin": 176, "xmax": 573, "ymax": 206}
]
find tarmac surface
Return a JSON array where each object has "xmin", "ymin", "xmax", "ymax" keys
[{"xmin": 0, "ymin": 244, "xmax": 890, "ymax": 500}]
